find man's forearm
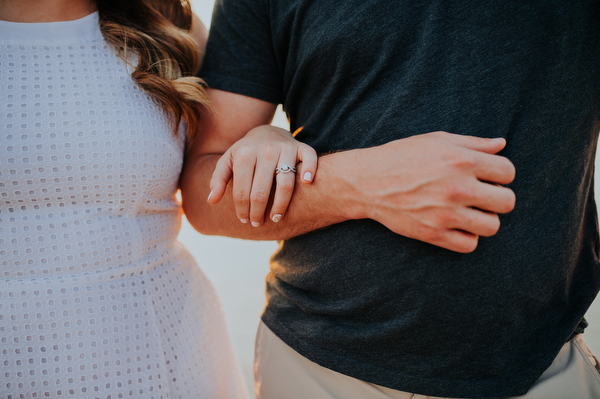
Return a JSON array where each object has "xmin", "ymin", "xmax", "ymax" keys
[
  {"xmin": 180, "ymin": 151, "xmax": 357, "ymax": 240},
  {"xmin": 181, "ymin": 131, "xmax": 516, "ymax": 252}
]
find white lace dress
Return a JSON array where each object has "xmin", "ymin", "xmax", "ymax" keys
[{"xmin": 0, "ymin": 12, "xmax": 248, "ymax": 399}]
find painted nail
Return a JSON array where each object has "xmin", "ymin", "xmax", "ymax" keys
[
  {"xmin": 207, "ymin": 189, "xmax": 213, "ymax": 202},
  {"xmin": 272, "ymin": 214, "xmax": 283, "ymax": 223},
  {"xmin": 251, "ymin": 221, "xmax": 261, "ymax": 227},
  {"xmin": 240, "ymin": 219, "xmax": 249, "ymax": 224},
  {"xmin": 303, "ymin": 171, "xmax": 312, "ymax": 182}
]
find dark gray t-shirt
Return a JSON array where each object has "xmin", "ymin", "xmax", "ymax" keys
[{"xmin": 201, "ymin": 1, "xmax": 600, "ymax": 397}]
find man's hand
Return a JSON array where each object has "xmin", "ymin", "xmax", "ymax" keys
[{"xmin": 334, "ymin": 131, "xmax": 516, "ymax": 253}]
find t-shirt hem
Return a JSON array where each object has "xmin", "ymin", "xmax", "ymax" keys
[
  {"xmin": 261, "ymin": 312, "xmax": 538, "ymax": 399},
  {"xmin": 200, "ymin": 72, "xmax": 282, "ymax": 105}
]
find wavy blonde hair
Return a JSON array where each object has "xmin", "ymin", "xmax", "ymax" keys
[{"xmin": 96, "ymin": 0, "xmax": 210, "ymax": 147}]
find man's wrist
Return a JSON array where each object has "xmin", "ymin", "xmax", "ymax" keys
[{"xmin": 317, "ymin": 149, "xmax": 368, "ymax": 221}]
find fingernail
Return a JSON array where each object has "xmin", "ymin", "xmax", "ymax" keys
[
  {"xmin": 272, "ymin": 214, "xmax": 283, "ymax": 223},
  {"xmin": 240, "ymin": 218, "xmax": 249, "ymax": 224},
  {"xmin": 251, "ymin": 221, "xmax": 261, "ymax": 227},
  {"xmin": 207, "ymin": 189, "xmax": 213, "ymax": 202},
  {"xmin": 492, "ymin": 138, "xmax": 504, "ymax": 142},
  {"xmin": 303, "ymin": 172, "xmax": 312, "ymax": 182}
]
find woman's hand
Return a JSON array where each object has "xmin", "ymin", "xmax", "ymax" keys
[{"xmin": 207, "ymin": 125, "xmax": 318, "ymax": 227}]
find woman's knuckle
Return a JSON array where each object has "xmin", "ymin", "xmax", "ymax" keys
[
  {"xmin": 233, "ymin": 190, "xmax": 249, "ymax": 204},
  {"xmin": 236, "ymin": 146, "xmax": 255, "ymax": 162},
  {"xmin": 251, "ymin": 191, "xmax": 269, "ymax": 203},
  {"xmin": 262, "ymin": 144, "xmax": 278, "ymax": 159}
]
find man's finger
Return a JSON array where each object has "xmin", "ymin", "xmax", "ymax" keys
[
  {"xmin": 435, "ymin": 132, "xmax": 507, "ymax": 155},
  {"xmin": 439, "ymin": 230, "xmax": 480, "ymax": 253},
  {"xmin": 414, "ymin": 226, "xmax": 480, "ymax": 254},
  {"xmin": 451, "ymin": 208, "xmax": 501, "ymax": 238},
  {"xmin": 472, "ymin": 152, "xmax": 516, "ymax": 185},
  {"xmin": 473, "ymin": 183, "xmax": 516, "ymax": 214}
]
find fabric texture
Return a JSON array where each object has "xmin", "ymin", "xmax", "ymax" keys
[
  {"xmin": 201, "ymin": 1, "xmax": 600, "ymax": 398},
  {"xmin": 254, "ymin": 322, "xmax": 600, "ymax": 399},
  {"xmin": 0, "ymin": 13, "xmax": 248, "ymax": 399}
]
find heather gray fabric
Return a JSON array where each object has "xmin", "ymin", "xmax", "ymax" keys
[{"xmin": 201, "ymin": 1, "xmax": 600, "ymax": 397}]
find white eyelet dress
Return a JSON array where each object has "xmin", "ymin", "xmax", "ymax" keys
[{"xmin": 0, "ymin": 12, "xmax": 248, "ymax": 399}]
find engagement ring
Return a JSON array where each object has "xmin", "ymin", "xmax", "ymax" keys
[{"xmin": 275, "ymin": 165, "xmax": 297, "ymax": 174}]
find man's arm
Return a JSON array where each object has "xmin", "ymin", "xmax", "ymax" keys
[{"xmin": 180, "ymin": 89, "xmax": 516, "ymax": 252}]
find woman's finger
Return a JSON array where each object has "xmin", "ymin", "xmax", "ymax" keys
[
  {"xmin": 248, "ymin": 145, "xmax": 279, "ymax": 227},
  {"xmin": 231, "ymin": 147, "xmax": 258, "ymax": 223},
  {"xmin": 269, "ymin": 149, "xmax": 298, "ymax": 223},
  {"xmin": 208, "ymin": 150, "xmax": 233, "ymax": 205},
  {"xmin": 297, "ymin": 143, "xmax": 318, "ymax": 183}
]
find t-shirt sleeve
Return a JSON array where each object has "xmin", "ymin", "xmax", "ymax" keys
[{"xmin": 199, "ymin": 0, "xmax": 283, "ymax": 104}]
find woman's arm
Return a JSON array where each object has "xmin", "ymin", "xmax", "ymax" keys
[{"xmin": 180, "ymin": 88, "xmax": 346, "ymax": 240}]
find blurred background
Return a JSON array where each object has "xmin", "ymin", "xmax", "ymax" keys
[{"xmin": 187, "ymin": 1, "xmax": 600, "ymax": 397}]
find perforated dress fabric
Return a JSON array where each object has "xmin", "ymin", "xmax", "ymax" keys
[{"xmin": 0, "ymin": 13, "xmax": 248, "ymax": 399}]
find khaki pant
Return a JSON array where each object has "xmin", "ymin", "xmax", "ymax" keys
[{"xmin": 254, "ymin": 321, "xmax": 600, "ymax": 399}]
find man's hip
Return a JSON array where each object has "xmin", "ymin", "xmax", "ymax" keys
[{"xmin": 254, "ymin": 321, "xmax": 600, "ymax": 399}]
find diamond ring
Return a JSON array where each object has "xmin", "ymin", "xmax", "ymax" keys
[{"xmin": 275, "ymin": 165, "xmax": 297, "ymax": 175}]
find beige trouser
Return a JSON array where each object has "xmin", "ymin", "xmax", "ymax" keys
[{"xmin": 254, "ymin": 321, "xmax": 600, "ymax": 399}]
